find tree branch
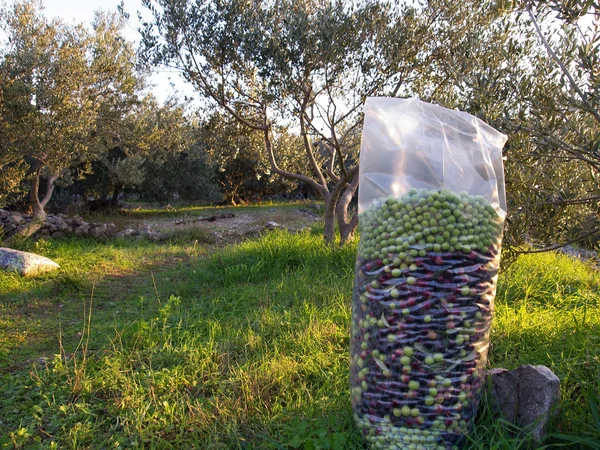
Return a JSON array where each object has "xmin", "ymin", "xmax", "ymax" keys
[
  {"xmin": 517, "ymin": 226, "xmax": 600, "ymax": 254},
  {"xmin": 262, "ymin": 127, "xmax": 327, "ymax": 197},
  {"xmin": 527, "ymin": 3, "xmax": 600, "ymax": 124},
  {"xmin": 179, "ymin": 31, "xmax": 266, "ymax": 131},
  {"xmin": 299, "ymin": 87, "xmax": 328, "ymax": 189}
]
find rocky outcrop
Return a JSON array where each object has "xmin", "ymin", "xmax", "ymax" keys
[{"xmin": 0, "ymin": 247, "xmax": 60, "ymax": 276}]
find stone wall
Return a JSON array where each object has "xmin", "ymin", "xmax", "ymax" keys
[{"xmin": 0, "ymin": 209, "xmax": 117, "ymax": 239}]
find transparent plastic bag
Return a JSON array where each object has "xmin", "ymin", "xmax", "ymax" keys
[{"xmin": 351, "ymin": 98, "xmax": 507, "ymax": 450}]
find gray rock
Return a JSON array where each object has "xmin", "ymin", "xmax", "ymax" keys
[
  {"xmin": 265, "ymin": 221, "xmax": 282, "ymax": 230},
  {"xmin": 123, "ymin": 228, "xmax": 138, "ymax": 237},
  {"xmin": 488, "ymin": 368, "xmax": 519, "ymax": 424},
  {"xmin": 516, "ymin": 364, "xmax": 560, "ymax": 442},
  {"xmin": 0, "ymin": 247, "xmax": 60, "ymax": 276},
  {"xmin": 89, "ymin": 224, "xmax": 107, "ymax": 238},
  {"xmin": 106, "ymin": 223, "xmax": 117, "ymax": 236},
  {"xmin": 71, "ymin": 217, "xmax": 86, "ymax": 227},
  {"xmin": 51, "ymin": 231, "xmax": 66, "ymax": 238},
  {"xmin": 7, "ymin": 214, "xmax": 25, "ymax": 226},
  {"xmin": 54, "ymin": 217, "xmax": 70, "ymax": 232},
  {"xmin": 487, "ymin": 365, "xmax": 560, "ymax": 442},
  {"xmin": 1, "ymin": 223, "xmax": 16, "ymax": 235},
  {"xmin": 145, "ymin": 231, "xmax": 163, "ymax": 241},
  {"xmin": 74, "ymin": 224, "xmax": 90, "ymax": 236}
]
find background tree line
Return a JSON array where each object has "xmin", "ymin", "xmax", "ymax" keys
[{"xmin": 1, "ymin": 0, "xmax": 599, "ymax": 257}]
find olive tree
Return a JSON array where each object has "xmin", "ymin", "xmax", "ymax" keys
[
  {"xmin": 0, "ymin": 1, "xmax": 144, "ymax": 235},
  {"xmin": 139, "ymin": 0, "xmax": 426, "ymax": 245},
  {"xmin": 89, "ymin": 96, "xmax": 195, "ymax": 208}
]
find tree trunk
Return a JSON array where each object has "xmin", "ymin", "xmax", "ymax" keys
[
  {"xmin": 30, "ymin": 170, "xmax": 46, "ymax": 221},
  {"xmin": 8, "ymin": 168, "xmax": 57, "ymax": 242},
  {"xmin": 336, "ymin": 173, "xmax": 359, "ymax": 246},
  {"xmin": 110, "ymin": 183, "xmax": 123, "ymax": 208},
  {"xmin": 323, "ymin": 193, "xmax": 337, "ymax": 245}
]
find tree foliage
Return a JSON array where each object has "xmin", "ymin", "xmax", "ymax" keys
[{"xmin": 417, "ymin": 0, "xmax": 600, "ymax": 256}]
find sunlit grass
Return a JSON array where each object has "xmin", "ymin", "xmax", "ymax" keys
[{"xmin": 1, "ymin": 229, "xmax": 599, "ymax": 448}]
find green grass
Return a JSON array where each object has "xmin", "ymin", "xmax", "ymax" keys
[{"xmin": 1, "ymin": 228, "xmax": 599, "ymax": 449}]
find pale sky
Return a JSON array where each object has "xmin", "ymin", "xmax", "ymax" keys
[{"xmin": 42, "ymin": 0, "xmax": 195, "ymax": 105}]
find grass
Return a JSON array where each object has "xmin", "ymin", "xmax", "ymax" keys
[{"xmin": 1, "ymin": 224, "xmax": 600, "ymax": 449}]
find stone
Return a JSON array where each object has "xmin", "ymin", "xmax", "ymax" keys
[
  {"xmin": 0, "ymin": 247, "xmax": 60, "ymax": 276},
  {"xmin": 71, "ymin": 216, "xmax": 86, "ymax": 227},
  {"xmin": 74, "ymin": 224, "xmax": 90, "ymax": 236},
  {"xmin": 106, "ymin": 222, "xmax": 117, "ymax": 236},
  {"xmin": 516, "ymin": 364, "xmax": 560, "ymax": 442},
  {"xmin": 487, "ymin": 368, "xmax": 519, "ymax": 424},
  {"xmin": 89, "ymin": 224, "xmax": 107, "ymax": 238},
  {"xmin": 123, "ymin": 228, "xmax": 138, "ymax": 237},
  {"xmin": 51, "ymin": 231, "xmax": 66, "ymax": 238},
  {"xmin": 1, "ymin": 223, "xmax": 16, "ymax": 235},
  {"xmin": 7, "ymin": 214, "xmax": 25, "ymax": 226},
  {"xmin": 487, "ymin": 365, "xmax": 560, "ymax": 442},
  {"xmin": 265, "ymin": 221, "xmax": 282, "ymax": 230},
  {"xmin": 54, "ymin": 217, "xmax": 70, "ymax": 232}
]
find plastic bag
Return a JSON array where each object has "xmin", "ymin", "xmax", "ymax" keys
[{"xmin": 351, "ymin": 98, "xmax": 507, "ymax": 450}]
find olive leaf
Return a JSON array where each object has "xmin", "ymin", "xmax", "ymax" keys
[
  {"xmin": 374, "ymin": 357, "xmax": 390, "ymax": 373},
  {"xmin": 414, "ymin": 342, "xmax": 431, "ymax": 355},
  {"xmin": 380, "ymin": 313, "xmax": 391, "ymax": 328}
]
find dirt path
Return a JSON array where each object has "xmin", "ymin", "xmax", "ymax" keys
[{"xmin": 119, "ymin": 203, "xmax": 323, "ymax": 246}]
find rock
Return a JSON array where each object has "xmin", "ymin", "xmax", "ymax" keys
[
  {"xmin": 74, "ymin": 224, "xmax": 90, "ymax": 236},
  {"xmin": 265, "ymin": 221, "xmax": 282, "ymax": 230},
  {"xmin": 0, "ymin": 247, "xmax": 60, "ymax": 276},
  {"xmin": 487, "ymin": 368, "xmax": 519, "ymax": 424},
  {"xmin": 145, "ymin": 231, "xmax": 163, "ymax": 241},
  {"xmin": 51, "ymin": 231, "xmax": 66, "ymax": 238},
  {"xmin": 89, "ymin": 223, "xmax": 107, "ymax": 238},
  {"xmin": 106, "ymin": 223, "xmax": 117, "ymax": 236},
  {"xmin": 54, "ymin": 217, "xmax": 70, "ymax": 232},
  {"xmin": 71, "ymin": 216, "xmax": 86, "ymax": 227},
  {"xmin": 7, "ymin": 214, "xmax": 25, "ymax": 226},
  {"xmin": 516, "ymin": 364, "xmax": 560, "ymax": 442},
  {"xmin": 123, "ymin": 228, "xmax": 138, "ymax": 237},
  {"xmin": 487, "ymin": 365, "xmax": 560, "ymax": 442},
  {"xmin": 1, "ymin": 223, "xmax": 16, "ymax": 235}
]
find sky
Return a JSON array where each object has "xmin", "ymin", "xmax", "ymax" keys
[{"xmin": 41, "ymin": 0, "xmax": 196, "ymax": 105}]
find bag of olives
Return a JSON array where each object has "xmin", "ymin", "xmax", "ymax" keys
[{"xmin": 351, "ymin": 98, "xmax": 507, "ymax": 450}]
